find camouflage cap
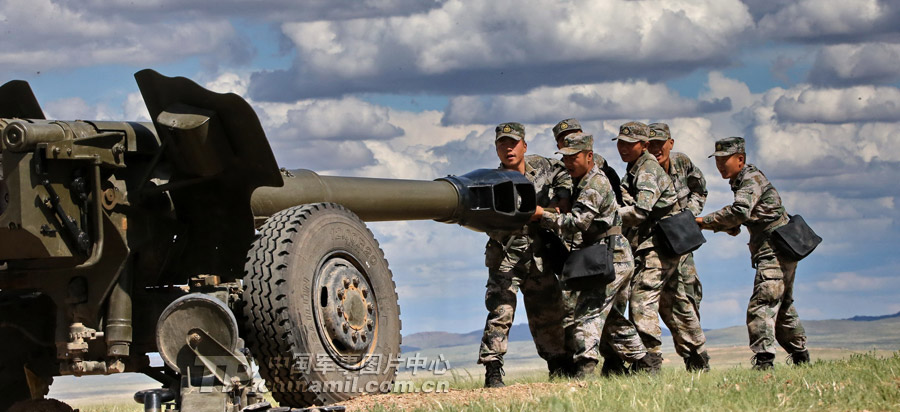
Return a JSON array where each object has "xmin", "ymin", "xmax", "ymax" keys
[
  {"xmin": 495, "ymin": 122, "xmax": 525, "ymax": 141},
  {"xmin": 556, "ymin": 132, "xmax": 593, "ymax": 155},
  {"xmin": 648, "ymin": 122, "xmax": 671, "ymax": 141},
  {"xmin": 612, "ymin": 121, "xmax": 649, "ymax": 143},
  {"xmin": 552, "ymin": 118, "xmax": 582, "ymax": 139},
  {"xmin": 709, "ymin": 136, "xmax": 745, "ymax": 158}
]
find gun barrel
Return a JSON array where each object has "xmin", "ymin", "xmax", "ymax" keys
[
  {"xmin": 2, "ymin": 120, "xmax": 67, "ymax": 151},
  {"xmin": 251, "ymin": 169, "xmax": 460, "ymax": 222},
  {"xmin": 250, "ymin": 168, "xmax": 536, "ymax": 233}
]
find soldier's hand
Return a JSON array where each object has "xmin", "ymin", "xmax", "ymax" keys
[
  {"xmin": 531, "ymin": 205, "xmax": 544, "ymax": 222},
  {"xmin": 725, "ymin": 226, "xmax": 741, "ymax": 236}
]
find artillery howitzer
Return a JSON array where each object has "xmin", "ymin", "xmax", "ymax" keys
[{"xmin": 0, "ymin": 70, "xmax": 536, "ymax": 412}]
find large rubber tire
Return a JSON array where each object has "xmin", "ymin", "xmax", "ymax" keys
[
  {"xmin": 242, "ymin": 203, "xmax": 401, "ymax": 407},
  {"xmin": 0, "ymin": 292, "xmax": 57, "ymax": 412}
]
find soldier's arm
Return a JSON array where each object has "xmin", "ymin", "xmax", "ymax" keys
[
  {"xmin": 699, "ymin": 178, "xmax": 760, "ymax": 231},
  {"xmin": 617, "ymin": 205, "xmax": 648, "ymax": 227},
  {"xmin": 685, "ymin": 159, "xmax": 708, "ymax": 216},
  {"xmin": 618, "ymin": 167, "xmax": 662, "ymax": 227},
  {"xmin": 540, "ymin": 191, "xmax": 600, "ymax": 237}
]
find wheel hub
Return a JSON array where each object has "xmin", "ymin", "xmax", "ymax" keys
[{"xmin": 316, "ymin": 257, "xmax": 376, "ymax": 367}]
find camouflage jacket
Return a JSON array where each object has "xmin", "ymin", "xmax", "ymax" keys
[
  {"xmin": 528, "ymin": 154, "xmax": 573, "ymax": 206},
  {"xmin": 540, "ymin": 164, "xmax": 622, "ymax": 251},
  {"xmin": 701, "ymin": 163, "xmax": 786, "ymax": 248},
  {"xmin": 665, "ymin": 152, "xmax": 707, "ymax": 216},
  {"xmin": 619, "ymin": 151, "xmax": 678, "ymax": 252},
  {"xmin": 594, "ymin": 153, "xmax": 608, "ymax": 170},
  {"xmin": 485, "ymin": 155, "xmax": 573, "ymax": 264}
]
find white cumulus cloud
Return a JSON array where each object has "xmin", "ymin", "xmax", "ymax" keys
[
  {"xmin": 815, "ymin": 271, "xmax": 893, "ymax": 292},
  {"xmin": 772, "ymin": 85, "xmax": 900, "ymax": 124},
  {"xmin": 809, "ymin": 42, "xmax": 900, "ymax": 86},
  {"xmin": 250, "ymin": 0, "xmax": 753, "ymax": 99},
  {"xmin": 442, "ymin": 81, "xmax": 731, "ymax": 125}
]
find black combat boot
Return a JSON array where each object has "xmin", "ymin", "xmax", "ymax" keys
[
  {"xmin": 601, "ymin": 355, "xmax": 628, "ymax": 377},
  {"xmin": 574, "ymin": 359, "xmax": 598, "ymax": 379},
  {"xmin": 483, "ymin": 361, "xmax": 505, "ymax": 388},
  {"xmin": 684, "ymin": 351, "xmax": 710, "ymax": 372},
  {"xmin": 751, "ymin": 352, "xmax": 775, "ymax": 370},
  {"xmin": 790, "ymin": 350, "xmax": 810, "ymax": 366},
  {"xmin": 631, "ymin": 352, "xmax": 662, "ymax": 375},
  {"xmin": 548, "ymin": 355, "xmax": 576, "ymax": 379}
]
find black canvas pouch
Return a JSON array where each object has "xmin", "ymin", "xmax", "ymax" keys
[
  {"xmin": 560, "ymin": 241, "xmax": 615, "ymax": 291},
  {"xmin": 537, "ymin": 228, "xmax": 569, "ymax": 275},
  {"xmin": 656, "ymin": 210, "xmax": 706, "ymax": 256},
  {"xmin": 771, "ymin": 214, "xmax": 821, "ymax": 261}
]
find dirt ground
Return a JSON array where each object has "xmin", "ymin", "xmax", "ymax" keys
[{"xmin": 339, "ymin": 381, "xmax": 576, "ymax": 411}]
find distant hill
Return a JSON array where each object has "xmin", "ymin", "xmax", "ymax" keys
[
  {"xmin": 845, "ymin": 311, "xmax": 900, "ymax": 322},
  {"xmin": 403, "ymin": 311, "xmax": 900, "ymax": 354},
  {"xmin": 402, "ymin": 323, "xmax": 567, "ymax": 352},
  {"xmin": 401, "ymin": 326, "xmax": 532, "ymax": 352},
  {"xmin": 706, "ymin": 314, "xmax": 900, "ymax": 350}
]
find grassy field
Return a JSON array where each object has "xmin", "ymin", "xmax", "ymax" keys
[
  {"xmin": 66, "ymin": 349, "xmax": 899, "ymax": 411},
  {"xmin": 57, "ymin": 315, "xmax": 900, "ymax": 411},
  {"xmin": 354, "ymin": 351, "xmax": 900, "ymax": 412}
]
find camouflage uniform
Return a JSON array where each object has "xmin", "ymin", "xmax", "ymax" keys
[
  {"xmin": 551, "ymin": 119, "xmax": 636, "ymax": 367},
  {"xmin": 478, "ymin": 126, "xmax": 572, "ymax": 367},
  {"xmin": 701, "ymin": 138, "xmax": 807, "ymax": 357},
  {"xmin": 552, "ymin": 118, "xmax": 622, "ymax": 205},
  {"xmin": 614, "ymin": 122, "xmax": 681, "ymax": 355},
  {"xmin": 539, "ymin": 133, "xmax": 641, "ymax": 365},
  {"xmin": 647, "ymin": 122, "xmax": 709, "ymax": 361},
  {"xmin": 662, "ymin": 148, "xmax": 707, "ymax": 316}
]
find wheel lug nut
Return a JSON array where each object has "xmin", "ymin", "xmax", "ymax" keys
[
  {"xmin": 361, "ymin": 287, "xmax": 368, "ymax": 298},
  {"xmin": 352, "ymin": 277, "xmax": 360, "ymax": 287},
  {"xmin": 342, "ymin": 322, "xmax": 349, "ymax": 333},
  {"xmin": 361, "ymin": 334, "xmax": 367, "ymax": 342},
  {"xmin": 337, "ymin": 290, "xmax": 344, "ymax": 299},
  {"xmin": 336, "ymin": 307, "xmax": 344, "ymax": 317},
  {"xmin": 367, "ymin": 303, "xmax": 374, "ymax": 314},
  {"xmin": 366, "ymin": 320, "xmax": 374, "ymax": 330},
  {"xmin": 351, "ymin": 333, "xmax": 358, "ymax": 343},
  {"xmin": 342, "ymin": 277, "xmax": 351, "ymax": 288}
]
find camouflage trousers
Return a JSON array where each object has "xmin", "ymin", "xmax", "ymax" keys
[
  {"xmin": 680, "ymin": 253, "xmax": 703, "ymax": 320},
  {"xmin": 477, "ymin": 255, "xmax": 568, "ymax": 365},
  {"xmin": 562, "ymin": 235, "xmax": 643, "ymax": 363},
  {"xmin": 597, "ymin": 289, "xmax": 647, "ymax": 363},
  {"xmin": 747, "ymin": 244, "xmax": 807, "ymax": 355},
  {"xmin": 629, "ymin": 249, "xmax": 707, "ymax": 355}
]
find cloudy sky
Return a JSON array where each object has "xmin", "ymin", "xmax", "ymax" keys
[{"xmin": 3, "ymin": 0, "xmax": 899, "ymax": 336}]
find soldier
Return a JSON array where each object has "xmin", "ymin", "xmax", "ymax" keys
[
  {"xmin": 534, "ymin": 132, "xmax": 639, "ymax": 377},
  {"xmin": 552, "ymin": 119, "xmax": 646, "ymax": 376},
  {"xmin": 696, "ymin": 137, "xmax": 809, "ymax": 370},
  {"xmin": 553, "ymin": 118, "xmax": 622, "ymax": 205},
  {"xmin": 646, "ymin": 122, "xmax": 711, "ymax": 371},
  {"xmin": 478, "ymin": 122, "xmax": 572, "ymax": 387},
  {"xmin": 613, "ymin": 121, "xmax": 680, "ymax": 373}
]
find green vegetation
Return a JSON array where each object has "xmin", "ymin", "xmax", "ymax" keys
[
  {"xmin": 371, "ymin": 352, "xmax": 900, "ymax": 412},
  {"xmin": 67, "ymin": 352, "xmax": 900, "ymax": 411}
]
